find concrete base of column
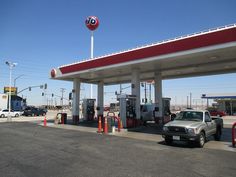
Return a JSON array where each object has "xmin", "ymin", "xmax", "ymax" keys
[{"xmin": 73, "ymin": 115, "xmax": 79, "ymax": 125}]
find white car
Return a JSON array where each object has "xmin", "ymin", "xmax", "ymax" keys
[{"xmin": 0, "ymin": 109, "xmax": 21, "ymax": 118}]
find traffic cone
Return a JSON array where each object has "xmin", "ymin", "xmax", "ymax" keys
[
  {"xmin": 104, "ymin": 117, "xmax": 108, "ymax": 134},
  {"xmin": 44, "ymin": 117, "xmax": 47, "ymax": 127},
  {"xmin": 97, "ymin": 116, "xmax": 102, "ymax": 133}
]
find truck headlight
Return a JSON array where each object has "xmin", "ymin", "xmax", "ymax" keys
[
  {"xmin": 187, "ymin": 128, "xmax": 197, "ymax": 135},
  {"xmin": 163, "ymin": 126, "xmax": 168, "ymax": 131}
]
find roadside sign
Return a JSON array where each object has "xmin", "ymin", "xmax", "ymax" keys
[{"xmin": 4, "ymin": 87, "xmax": 17, "ymax": 95}]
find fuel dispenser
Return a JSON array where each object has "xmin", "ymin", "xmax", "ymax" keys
[
  {"xmin": 117, "ymin": 94, "xmax": 136, "ymax": 128},
  {"xmin": 154, "ymin": 97, "xmax": 171, "ymax": 124},
  {"xmin": 82, "ymin": 99, "xmax": 96, "ymax": 121}
]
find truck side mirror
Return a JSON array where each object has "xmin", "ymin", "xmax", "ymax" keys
[{"xmin": 205, "ymin": 119, "xmax": 211, "ymax": 122}]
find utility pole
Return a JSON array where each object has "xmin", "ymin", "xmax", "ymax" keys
[
  {"xmin": 55, "ymin": 98, "xmax": 57, "ymax": 106},
  {"xmin": 149, "ymin": 83, "xmax": 152, "ymax": 103},
  {"xmin": 60, "ymin": 88, "xmax": 66, "ymax": 108},
  {"xmin": 5, "ymin": 61, "xmax": 17, "ymax": 122},
  {"xmin": 175, "ymin": 96, "xmax": 177, "ymax": 110},
  {"xmin": 144, "ymin": 82, "xmax": 147, "ymax": 103},
  {"xmin": 187, "ymin": 96, "xmax": 189, "ymax": 108},
  {"xmin": 190, "ymin": 92, "xmax": 192, "ymax": 108}
]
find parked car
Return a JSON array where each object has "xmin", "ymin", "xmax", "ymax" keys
[
  {"xmin": 162, "ymin": 109, "xmax": 223, "ymax": 147},
  {"xmin": 208, "ymin": 110, "xmax": 226, "ymax": 117},
  {"xmin": 0, "ymin": 109, "xmax": 21, "ymax": 118},
  {"xmin": 23, "ymin": 107, "xmax": 47, "ymax": 116}
]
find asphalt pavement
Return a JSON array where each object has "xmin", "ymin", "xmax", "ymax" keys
[{"xmin": 0, "ymin": 122, "xmax": 236, "ymax": 177}]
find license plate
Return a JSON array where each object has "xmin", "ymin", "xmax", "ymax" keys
[{"xmin": 173, "ymin": 136, "xmax": 180, "ymax": 140}]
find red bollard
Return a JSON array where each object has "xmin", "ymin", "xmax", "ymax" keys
[
  {"xmin": 97, "ymin": 116, "xmax": 102, "ymax": 133},
  {"xmin": 117, "ymin": 118, "xmax": 121, "ymax": 132},
  {"xmin": 43, "ymin": 117, "xmax": 47, "ymax": 127},
  {"xmin": 232, "ymin": 122, "xmax": 236, "ymax": 147},
  {"xmin": 104, "ymin": 117, "xmax": 108, "ymax": 134}
]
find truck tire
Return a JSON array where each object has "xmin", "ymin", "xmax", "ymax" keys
[
  {"xmin": 197, "ymin": 132, "xmax": 205, "ymax": 148},
  {"xmin": 0, "ymin": 114, "xmax": 5, "ymax": 118},
  {"xmin": 165, "ymin": 137, "xmax": 173, "ymax": 145},
  {"xmin": 214, "ymin": 127, "xmax": 221, "ymax": 141},
  {"xmin": 15, "ymin": 113, "xmax": 19, "ymax": 117}
]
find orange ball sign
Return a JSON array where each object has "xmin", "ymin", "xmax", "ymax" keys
[{"xmin": 85, "ymin": 16, "xmax": 99, "ymax": 31}]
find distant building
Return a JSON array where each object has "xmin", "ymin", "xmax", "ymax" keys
[
  {"xmin": 202, "ymin": 93, "xmax": 236, "ymax": 115},
  {"xmin": 0, "ymin": 94, "xmax": 8, "ymax": 110},
  {"xmin": 11, "ymin": 95, "xmax": 27, "ymax": 111}
]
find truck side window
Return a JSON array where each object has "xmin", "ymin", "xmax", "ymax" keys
[{"xmin": 205, "ymin": 112, "xmax": 211, "ymax": 122}]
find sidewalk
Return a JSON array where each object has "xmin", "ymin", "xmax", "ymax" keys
[{"xmin": 43, "ymin": 121, "xmax": 236, "ymax": 152}]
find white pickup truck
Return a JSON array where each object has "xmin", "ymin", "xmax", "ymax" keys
[
  {"xmin": 0, "ymin": 109, "xmax": 22, "ymax": 118},
  {"xmin": 162, "ymin": 109, "xmax": 223, "ymax": 147}
]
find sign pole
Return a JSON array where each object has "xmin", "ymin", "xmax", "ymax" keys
[
  {"xmin": 90, "ymin": 31, "xmax": 94, "ymax": 98},
  {"xmin": 85, "ymin": 16, "xmax": 99, "ymax": 99},
  {"xmin": 8, "ymin": 67, "xmax": 12, "ymax": 122}
]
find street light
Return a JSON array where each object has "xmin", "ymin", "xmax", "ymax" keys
[
  {"xmin": 6, "ymin": 61, "xmax": 17, "ymax": 122},
  {"xmin": 14, "ymin": 74, "xmax": 24, "ymax": 87}
]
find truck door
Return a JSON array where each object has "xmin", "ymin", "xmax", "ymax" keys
[{"xmin": 205, "ymin": 112, "xmax": 216, "ymax": 135}]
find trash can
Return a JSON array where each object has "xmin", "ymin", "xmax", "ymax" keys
[
  {"xmin": 57, "ymin": 113, "xmax": 67, "ymax": 124},
  {"xmin": 61, "ymin": 113, "xmax": 67, "ymax": 124}
]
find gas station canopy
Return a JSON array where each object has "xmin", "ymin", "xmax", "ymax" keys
[
  {"xmin": 51, "ymin": 24, "xmax": 236, "ymax": 84},
  {"xmin": 202, "ymin": 93, "xmax": 236, "ymax": 99}
]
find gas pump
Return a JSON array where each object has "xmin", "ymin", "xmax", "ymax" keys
[
  {"xmin": 163, "ymin": 98, "xmax": 171, "ymax": 123},
  {"xmin": 126, "ymin": 97, "xmax": 136, "ymax": 119},
  {"xmin": 117, "ymin": 94, "xmax": 136, "ymax": 128},
  {"xmin": 82, "ymin": 99, "xmax": 96, "ymax": 121},
  {"xmin": 154, "ymin": 97, "xmax": 171, "ymax": 124}
]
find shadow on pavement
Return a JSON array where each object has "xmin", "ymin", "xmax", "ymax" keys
[
  {"xmin": 56, "ymin": 118, "xmax": 99, "ymax": 128},
  {"xmin": 128, "ymin": 122, "xmax": 233, "ymax": 143},
  {"xmin": 127, "ymin": 122, "xmax": 163, "ymax": 135},
  {"xmin": 51, "ymin": 117, "xmax": 234, "ymax": 147},
  {"xmin": 157, "ymin": 140, "xmax": 198, "ymax": 149}
]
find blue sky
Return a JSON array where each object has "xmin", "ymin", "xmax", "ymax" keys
[{"xmin": 0, "ymin": 0, "xmax": 236, "ymax": 106}]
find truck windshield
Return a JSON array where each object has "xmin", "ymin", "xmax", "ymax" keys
[{"xmin": 175, "ymin": 111, "xmax": 203, "ymax": 121}]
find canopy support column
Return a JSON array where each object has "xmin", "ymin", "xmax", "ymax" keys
[
  {"xmin": 154, "ymin": 72, "xmax": 163, "ymax": 122},
  {"xmin": 72, "ymin": 78, "xmax": 80, "ymax": 124},
  {"xmin": 97, "ymin": 81, "xmax": 104, "ymax": 117},
  {"xmin": 131, "ymin": 69, "xmax": 140, "ymax": 119}
]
